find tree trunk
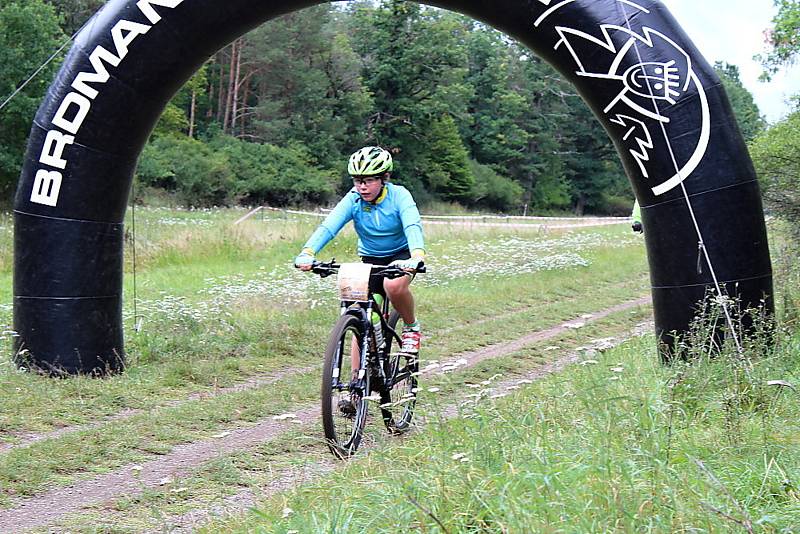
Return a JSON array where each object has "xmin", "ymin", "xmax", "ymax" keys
[
  {"xmin": 239, "ymin": 82, "xmax": 250, "ymax": 136},
  {"xmin": 223, "ymin": 41, "xmax": 237, "ymax": 133},
  {"xmin": 231, "ymin": 38, "xmax": 243, "ymax": 137},
  {"xmin": 575, "ymin": 194, "xmax": 586, "ymax": 216},
  {"xmin": 216, "ymin": 51, "xmax": 226, "ymax": 123},
  {"xmin": 188, "ymin": 88, "xmax": 196, "ymax": 138},
  {"xmin": 206, "ymin": 62, "xmax": 215, "ymax": 120}
]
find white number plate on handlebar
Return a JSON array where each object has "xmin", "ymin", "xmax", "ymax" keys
[{"xmin": 337, "ymin": 263, "xmax": 372, "ymax": 302}]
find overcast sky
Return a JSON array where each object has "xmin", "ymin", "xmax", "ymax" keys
[{"xmin": 663, "ymin": 0, "xmax": 799, "ymax": 123}]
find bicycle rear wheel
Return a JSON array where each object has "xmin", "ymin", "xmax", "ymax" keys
[
  {"xmin": 321, "ymin": 313, "xmax": 369, "ymax": 458},
  {"xmin": 380, "ymin": 310, "xmax": 418, "ymax": 433}
]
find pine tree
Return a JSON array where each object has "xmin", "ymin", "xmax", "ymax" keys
[{"xmin": 423, "ymin": 114, "xmax": 474, "ymax": 201}]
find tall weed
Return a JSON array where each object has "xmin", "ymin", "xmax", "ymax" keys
[
  {"xmin": 771, "ymin": 221, "xmax": 800, "ymax": 327},
  {"xmin": 666, "ymin": 237, "xmax": 800, "ymax": 464}
]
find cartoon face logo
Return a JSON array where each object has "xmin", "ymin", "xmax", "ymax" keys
[
  {"xmin": 537, "ymin": 1, "xmax": 711, "ymax": 197},
  {"xmin": 624, "ymin": 61, "xmax": 683, "ymax": 104}
]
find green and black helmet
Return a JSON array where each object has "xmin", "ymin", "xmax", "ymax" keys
[{"xmin": 348, "ymin": 146, "xmax": 393, "ymax": 176}]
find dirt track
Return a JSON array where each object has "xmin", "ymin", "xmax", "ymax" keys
[{"xmin": 0, "ymin": 296, "xmax": 650, "ymax": 533}]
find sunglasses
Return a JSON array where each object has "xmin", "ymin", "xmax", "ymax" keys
[{"xmin": 351, "ymin": 176, "xmax": 382, "ymax": 186}]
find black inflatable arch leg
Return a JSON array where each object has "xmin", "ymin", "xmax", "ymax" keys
[{"xmin": 13, "ymin": 0, "xmax": 772, "ymax": 374}]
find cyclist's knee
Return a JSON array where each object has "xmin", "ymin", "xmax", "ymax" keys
[{"xmin": 383, "ymin": 276, "xmax": 411, "ymax": 296}]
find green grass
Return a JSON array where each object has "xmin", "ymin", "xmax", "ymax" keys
[
  {"xmin": 49, "ymin": 303, "xmax": 653, "ymax": 532},
  {"xmin": 0, "ymin": 265, "xmax": 648, "ymax": 504},
  {"xmin": 213, "ymin": 330, "xmax": 800, "ymax": 533},
  {"xmin": 3, "ymin": 207, "xmax": 796, "ymax": 532},
  {"xmin": 1, "ymin": 215, "xmax": 646, "ymax": 434},
  {"xmin": 0, "ymin": 210, "xmax": 649, "ymax": 509},
  {"xmin": 0, "ymin": 254, "xmax": 645, "ymax": 435}
]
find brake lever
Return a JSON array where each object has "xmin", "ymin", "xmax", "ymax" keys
[{"xmin": 311, "ymin": 259, "xmax": 338, "ymax": 278}]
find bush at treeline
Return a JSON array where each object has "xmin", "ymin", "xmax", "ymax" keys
[
  {"xmin": 137, "ymin": 135, "xmax": 338, "ymax": 207},
  {"xmin": 1, "ymin": 1, "xmax": 768, "ymax": 213},
  {"xmin": 750, "ymin": 108, "xmax": 800, "ymax": 237}
]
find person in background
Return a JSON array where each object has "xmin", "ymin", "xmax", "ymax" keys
[{"xmin": 632, "ymin": 199, "xmax": 643, "ymax": 233}]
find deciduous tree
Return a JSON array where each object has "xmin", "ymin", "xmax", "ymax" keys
[
  {"xmin": 715, "ymin": 62, "xmax": 766, "ymax": 141},
  {"xmin": 0, "ymin": 0, "xmax": 66, "ymax": 197}
]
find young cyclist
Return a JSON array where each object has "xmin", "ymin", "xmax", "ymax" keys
[{"xmin": 294, "ymin": 146, "xmax": 425, "ymax": 358}]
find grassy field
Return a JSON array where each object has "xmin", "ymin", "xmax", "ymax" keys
[
  {"xmin": 0, "ymin": 207, "xmax": 797, "ymax": 532},
  {"xmin": 219, "ymin": 330, "xmax": 800, "ymax": 533}
]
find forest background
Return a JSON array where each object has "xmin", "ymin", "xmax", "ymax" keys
[{"xmin": 0, "ymin": 0, "xmax": 781, "ymax": 215}]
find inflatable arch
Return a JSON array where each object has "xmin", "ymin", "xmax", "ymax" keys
[{"xmin": 14, "ymin": 0, "xmax": 773, "ymax": 374}]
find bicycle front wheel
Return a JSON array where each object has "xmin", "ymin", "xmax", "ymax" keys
[
  {"xmin": 380, "ymin": 310, "xmax": 418, "ymax": 433},
  {"xmin": 321, "ymin": 313, "xmax": 369, "ymax": 458}
]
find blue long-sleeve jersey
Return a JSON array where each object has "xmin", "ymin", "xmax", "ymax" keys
[{"xmin": 303, "ymin": 183, "xmax": 425, "ymax": 257}]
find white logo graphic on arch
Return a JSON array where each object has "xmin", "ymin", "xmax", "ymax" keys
[{"xmin": 536, "ymin": 0, "xmax": 711, "ymax": 196}]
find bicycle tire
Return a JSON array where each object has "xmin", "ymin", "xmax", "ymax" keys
[
  {"xmin": 321, "ymin": 313, "xmax": 369, "ymax": 458},
  {"xmin": 379, "ymin": 310, "xmax": 418, "ymax": 433}
]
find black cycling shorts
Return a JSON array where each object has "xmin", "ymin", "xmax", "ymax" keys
[{"xmin": 361, "ymin": 248, "xmax": 411, "ymax": 296}]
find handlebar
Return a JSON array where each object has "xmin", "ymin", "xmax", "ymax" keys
[{"xmin": 309, "ymin": 259, "xmax": 426, "ymax": 278}]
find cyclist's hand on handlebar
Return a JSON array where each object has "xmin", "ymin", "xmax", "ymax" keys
[
  {"xmin": 294, "ymin": 249, "xmax": 315, "ymax": 271},
  {"xmin": 390, "ymin": 251, "xmax": 425, "ymax": 273}
]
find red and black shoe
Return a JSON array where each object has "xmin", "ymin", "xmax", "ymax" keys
[{"xmin": 401, "ymin": 325, "xmax": 421, "ymax": 354}]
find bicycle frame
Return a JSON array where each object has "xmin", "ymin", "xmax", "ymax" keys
[
  {"xmin": 315, "ymin": 260, "xmax": 421, "ymax": 392},
  {"xmin": 339, "ymin": 293, "xmax": 395, "ymax": 390},
  {"xmin": 313, "ymin": 259, "xmax": 424, "ymax": 456}
]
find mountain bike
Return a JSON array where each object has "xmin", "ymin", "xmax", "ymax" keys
[{"xmin": 310, "ymin": 260, "xmax": 425, "ymax": 458}]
